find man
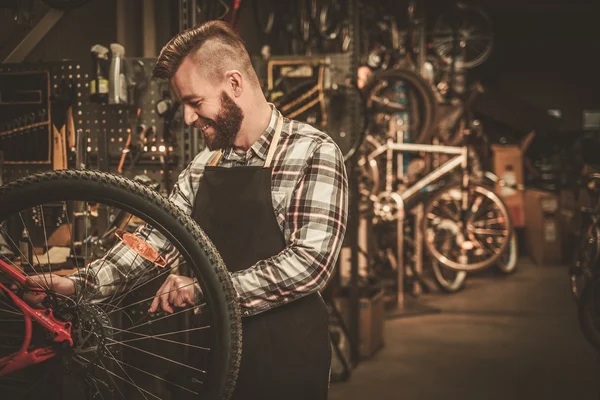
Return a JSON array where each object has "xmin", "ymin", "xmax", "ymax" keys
[{"xmin": 26, "ymin": 20, "xmax": 348, "ymax": 399}]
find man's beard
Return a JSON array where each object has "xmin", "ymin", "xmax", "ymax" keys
[{"xmin": 200, "ymin": 91, "xmax": 244, "ymax": 151}]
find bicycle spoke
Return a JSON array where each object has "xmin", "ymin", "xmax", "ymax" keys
[
  {"xmin": 101, "ymin": 348, "xmax": 152, "ymax": 400},
  {"xmin": 470, "ymin": 228, "xmax": 508, "ymax": 236},
  {"xmin": 6, "ymin": 215, "xmax": 51, "ymax": 292},
  {"xmin": 36, "ymin": 205, "xmax": 57, "ymax": 291},
  {"xmin": 473, "ymin": 216, "xmax": 505, "ymax": 226},
  {"xmin": 0, "ymin": 292, "xmax": 21, "ymax": 314},
  {"xmin": 123, "ymin": 305, "xmax": 203, "ymax": 333},
  {"xmin": 105, "ymin": 356, "xmax": 199, "ymax": 395},
  {"xmin": 470, "ymin": 230, "xmax": 500, "ymax": 253},
  {"xmin": 105, "ymin": 337, "xmax": 207, "ymax": 374},
  {"xmin": 62, "ymin": 201, "xmax": 84, "ymax": 297},
  {"xmin": 439, "ymin": 201, "xmax": 460, "ymax": 222},
  {"xmin": 104, "ymin": 249, "xmax": 185, "ymax": 313},
  {"xmin": 468, "ymin": 195, "xmax": 485, "ymax": 220},
  {"xmin": 97, "ymin": 357, "xmax": 127, "ymax": 400},
  {"xmin": 105, "ymin": 280, "xmax": 203, "ymax": 316},
  {"xmin": 106, "ymin": 325, "xmax": 210, "ymax": 350}
]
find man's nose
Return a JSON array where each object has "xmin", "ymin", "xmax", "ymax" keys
[{"xmin": 183, "ymin": 105, "xmax": 198, "ymax": 126}]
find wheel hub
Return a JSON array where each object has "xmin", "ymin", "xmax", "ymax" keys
[{"xmin": 56, "ymin": 304, "xmax": 111, "ymax": 372}]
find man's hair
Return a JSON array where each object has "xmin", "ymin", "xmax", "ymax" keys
[{"xmin": 152, "ymin": 20, "xmax": 259, "ymax": 86}]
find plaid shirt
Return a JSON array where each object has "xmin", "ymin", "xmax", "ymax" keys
[{"xmin": 69, "ymin": 107, "xmax": 348, "ymax": 317}]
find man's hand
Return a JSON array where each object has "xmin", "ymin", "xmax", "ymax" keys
[
  {"xmin": 22, "ymin": 274, "xmax": 75, "ymax": 307},
  {"xmin": 149, "ymin": 275, "xmax": 200, "ymax": 314}
]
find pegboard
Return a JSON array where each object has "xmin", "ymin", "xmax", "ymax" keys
[
  {"xmin": 0, "ymin": 61, "xmax": 84, "ymax": 182},
  {"xmin": 0, "ymin": 59, "xmax": 185, "ymax": 193},
  {"xmin": 75, "ymin": 57, "xmax": 183, "ymax": 194}
]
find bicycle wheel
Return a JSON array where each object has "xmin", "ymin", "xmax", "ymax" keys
[
  {"xmin": 423, "ymin": 183, "xmax": 512, "ymax": 272},
  {"xmin": 0, "ymin": 170, "xmax": 241, "ymax": 400},
  {"xmin": 495, "ymin": 232, "xmax": 518, "ymax": 274},
  {"xmin": 570, "ymin": 222, "xmax": 600, "ymax": 301},
  {"xmin": 431, "ymin": 2, "xmax": 494, "ymax": 69},
  {"xmin": 361, "ymin": 68, "xmax": 438, "ymax": 144},
  {"xmin": 430, "ymin": 259, "xmax": 467, "ymax": 293},
  {"xmin": 578, "ymin": 274, "xmax": 600, "ymax": 353}
]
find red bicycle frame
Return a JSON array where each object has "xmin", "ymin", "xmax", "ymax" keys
[{"xmin": 0, "ymin": 258, "xmax": 73, "ymax": 376}]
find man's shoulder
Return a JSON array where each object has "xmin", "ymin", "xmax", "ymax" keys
[{"xmin": 284, "ymin": 118, "xmax": 340, "ymax": 151}]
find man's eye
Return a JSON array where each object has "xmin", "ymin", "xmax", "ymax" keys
[{"xmin": 191, "ymin": 102, "xmax": 202, "ymax": 108}]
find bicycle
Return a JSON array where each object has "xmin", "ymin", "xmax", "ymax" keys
[
  {"xmin": 365, "ymin": 129, "xmax": 512, "ymax": 272},
  {"xmin": 570, "ymin": 173, "xmax": 600, "ymax": 300},
  {"xmin": 0, "ymin": 170, "xmax": 241, "ymax": 400}
]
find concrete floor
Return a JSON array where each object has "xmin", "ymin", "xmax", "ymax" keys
[{"xmin": 329, "ymin": 259, "xmax": 600, "ymax": 400}]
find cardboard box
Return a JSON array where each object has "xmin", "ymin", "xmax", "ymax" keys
[
  {"xmin": 335, "ymin": 290, "xmax": 385, "ymax": 359},
  {"xmin": 491, "ymin": 131, "xmax": 536, "ymax": 228},
  {"xmin": 524, "ymin": 189, "xmax": 562, "ymax": 265}
]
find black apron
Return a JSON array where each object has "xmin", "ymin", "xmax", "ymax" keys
[{"xmin": 192, "ymin": 115, "xmax": 331, "ymax": 400}]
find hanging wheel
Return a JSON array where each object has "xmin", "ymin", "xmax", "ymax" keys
[
  {"xmin": 0, "ymin": 170, "xmax": 241, "ymax": 400},
  {"xmin": 423, "ymin": 184, "xmax": 512, "ymax": 272},
  {"xmin": 431, "ymin": 1, "xmax": 494, "ymax": 69},
  {"xmin": 361, "ymin": 68, "xmax": 438, "ymax": 144}
]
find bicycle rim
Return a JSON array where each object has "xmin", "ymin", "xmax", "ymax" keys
[
  {"xmin": 496, "ymin": 233, "xmax": 518, "ymax": 274},
  {"xmin": 361, "ymin": 68, "xmax": 437, "ymax": 144},
  {"xmin": 431, "ymin": 259, "xmax": 467, "ymax": 293},
  {"xmin": 423, "ymin": 184, "xmax": 512, "ymax": 272},
  {"xmin": 0, "ymin": 170, "xmax": 241, "ymax": 400}
]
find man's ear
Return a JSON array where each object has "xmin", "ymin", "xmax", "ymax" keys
[{"xmin": 225, "ymin": 70, "xmax": 244, "ymax": 98}]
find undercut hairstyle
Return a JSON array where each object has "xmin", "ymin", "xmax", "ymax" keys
[{"xmin": 152, "ymin": 20, "xmax": 260, "ymax": 87}]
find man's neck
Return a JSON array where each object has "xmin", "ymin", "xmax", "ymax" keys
[{"xmin": 233, "ymin": 101, "xmax": 273, "ymax": 151}]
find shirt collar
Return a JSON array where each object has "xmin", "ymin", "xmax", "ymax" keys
[{"xmin": 223, "ymin": 105, "xmax": 280, "ymax": 162}]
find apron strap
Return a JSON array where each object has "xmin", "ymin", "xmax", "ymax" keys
[
  {"xmin": 264, "ymin": 114, "xmax": 283, "ymax": 169},
  {"xmin": 208, "ymin": 150, "xmax": 223, "ymax": 166}
]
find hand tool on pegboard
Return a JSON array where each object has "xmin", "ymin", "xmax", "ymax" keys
[{"xmin": 50, "ymin": 79, "xmax": 74, "ymax": 170}]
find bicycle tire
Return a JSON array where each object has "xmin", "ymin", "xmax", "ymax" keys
[
  {"xmin": 431, "ymin": 2, "xmax": 494, "ymax": 69},
  {"xmin": 570, "ymin": 223, "xmax": 600, "ymax": 301},
  {"xmin": 423, "ymin": 183, "xmax": 512, "ymax": 272},
  {"xmin": 431, "ymin": 259, "xmax": 467, "ymax": 293},
  {"xmin": 361, "ymin": 68, "xmax": 437, "ymax": 144},
  {"xmin": 578, "ymin": 274, "xmax": 600, "ymax": 353},
  {"xmin": 0, "ymin": 170, "xmax": 241, "ymax": 400},
  {"xmin": 335, "ymin": 83, "xmax": 368, "ymax": 162},
  {"xmin": 495, "ymin": 233, "xmax": 518, "ymax": 274}
]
